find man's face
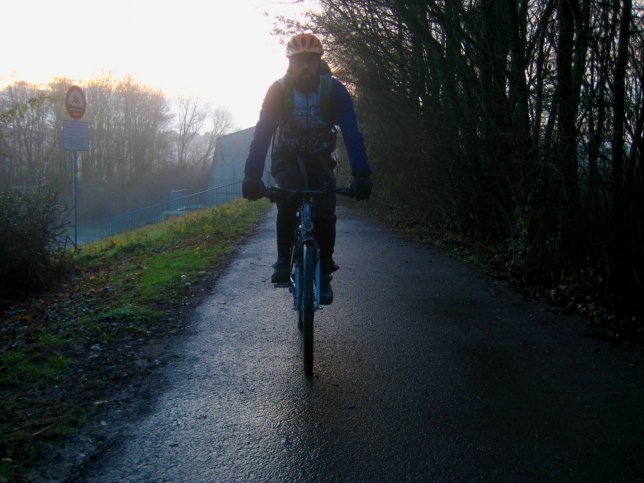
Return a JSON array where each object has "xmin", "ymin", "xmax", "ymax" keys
[{"xmin": 290, "ymin": 53, "xmax": 322, "ymax": 93}]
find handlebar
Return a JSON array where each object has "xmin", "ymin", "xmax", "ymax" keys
[{"xmin": 263, "ymin": 186, "xmax": 354, "ymax": 202}]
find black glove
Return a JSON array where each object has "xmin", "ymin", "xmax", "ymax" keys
[
  {"xmin": 242, "ymin": 177, "xmax": 266, "ymax": 201},
  {"xmin": 350, "ymin": 173, "xmax": 373, "ymax": 201}
]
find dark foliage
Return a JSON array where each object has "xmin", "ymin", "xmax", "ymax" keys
[
  {"xmin": 0, "ymin": 190, "xmax": 68, "ymax": 301},
  {"xmin": 289, "ymin": 0, "xmax": 643, "ymax": 320}
]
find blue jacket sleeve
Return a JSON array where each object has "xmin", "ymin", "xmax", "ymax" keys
[
  {"xmin": 332, "ymin": 79, "xmax": 371, "ymax": 176},
  {"xmin": 244, "ymin": 81, "xmax": 284, "ymax": 179}
]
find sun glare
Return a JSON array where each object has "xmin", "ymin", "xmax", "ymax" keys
[{"xmin": 1, "ymin": 0, "xmax": 315, "ymax": 128}]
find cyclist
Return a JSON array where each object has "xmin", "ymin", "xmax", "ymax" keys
[{"xmin": 242, "ymin": 33, "xmax": 372, "ymax": 305}]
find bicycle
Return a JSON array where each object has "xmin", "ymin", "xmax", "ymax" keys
[{"xmin": 264, "ymin": 186, "xmax": 354, "ymax": 377}]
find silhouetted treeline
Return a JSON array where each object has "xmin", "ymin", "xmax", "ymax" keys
[
  {"xmin": 299, "ymin": 0, "xmax": 643, "ymax": 309},
  {"xmin": 0, "ymin": 75, "xmax": 232, "ymax": 220}
]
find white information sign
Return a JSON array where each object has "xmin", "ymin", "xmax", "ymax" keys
[{"xmin": 63, "ymin": 120, "xmax": 89, "ymax": 151}]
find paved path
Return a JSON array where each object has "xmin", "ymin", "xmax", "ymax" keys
[{"xmin": 88, "ymin": 206, "xmax": 644, "ymax": 481}]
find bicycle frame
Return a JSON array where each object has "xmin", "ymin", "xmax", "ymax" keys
[
  {"xmin": 264, "ymin": 185, "xmax": 353, "ymax": 376},
  {"xmin": 265, "ymin": 186, "xmax": 353, "ymax": 313},
  {"xmin": 290, "ymin": 196, "xmax": 322, "ymax": 310}
]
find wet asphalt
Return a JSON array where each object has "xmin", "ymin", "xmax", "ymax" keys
[{"xmin": 88, "ymin": 206, "xmax": 644, "ymax": 481}]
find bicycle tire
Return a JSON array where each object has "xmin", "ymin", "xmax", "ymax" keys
[
  {"xmin": 301, "ymin": 243, "xmax": 315, "ymax": 376},
  {"xmin": 294, "ymin": 260, "xmax": 303, "ymax": 331}
]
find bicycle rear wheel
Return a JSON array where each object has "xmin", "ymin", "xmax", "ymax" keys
[{"xmin": 301, "ymin": 243, "xmax": 315, "ymax": 376}]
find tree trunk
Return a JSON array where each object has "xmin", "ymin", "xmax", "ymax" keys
[
  {"xmin": 610, "ymin": 0, "xmax": 633, "ymax": 287},
  {"xmin": 556, "ymin": 0, "xmax": 579, "ymax": 250}
]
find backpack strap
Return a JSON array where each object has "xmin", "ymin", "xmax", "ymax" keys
[{"xmin": 277, "ymin": 75, "xmax": 294, "ymax": 127}]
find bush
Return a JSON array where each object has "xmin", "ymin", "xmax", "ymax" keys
[{"xmin": 0, "ymin": 190, "xmax": 68, "ymax": 302}]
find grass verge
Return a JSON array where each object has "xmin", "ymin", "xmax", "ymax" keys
[{"xmin": 0, "ymin": 198, "xmax": 270, "ymax": 480}]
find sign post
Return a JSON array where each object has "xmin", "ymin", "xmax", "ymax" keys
[{"xmin": 63, "ymin": 86, "xmax": 88, "ymax": 247}]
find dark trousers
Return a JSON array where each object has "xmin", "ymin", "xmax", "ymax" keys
[{"xmin": 273, "ymin": 157, "xmax": 336, "ymax": 264}]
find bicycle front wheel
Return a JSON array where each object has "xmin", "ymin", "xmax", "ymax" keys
[{"xmin": 301, "ymin": 242, "xmax": 315, "ymax": 376}]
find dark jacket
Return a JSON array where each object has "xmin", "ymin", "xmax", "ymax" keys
[{"xmin": 244, "ymin": 76, "xmax": 371, "ymax": 180}]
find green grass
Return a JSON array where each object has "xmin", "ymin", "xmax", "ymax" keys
[
  {"xmin": 79, "ymin": 199, "xmax": 269, "ymax": 301},
  {"xmin": 0, "ymin": 350, "xmax": 68, "ymax": 387},
  {"xmin": 93, "ymin": 303, "xmax": 163, "ymax": 323},
  {"xmin": 0, "ymin": 333, "xmax": 70, "ymax": 389},
  {"xmin": 0, "ymin": 198, "xmax": 271, "ymax": 480}
]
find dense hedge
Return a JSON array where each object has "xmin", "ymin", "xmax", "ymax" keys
[{"xmin": 0, "ymin": 190, "xmax": 68, "ymax": 301}]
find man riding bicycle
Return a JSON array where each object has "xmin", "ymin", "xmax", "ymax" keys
[{"xmin": 242, "ymin": 33, "xmax": 372, "ymax": 305}]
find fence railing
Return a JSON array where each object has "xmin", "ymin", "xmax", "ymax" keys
[{"xmin": 72, "ymin": 181, "xmax": 242, "ymax": 244}]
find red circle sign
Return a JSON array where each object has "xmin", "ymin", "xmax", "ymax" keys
[{"xmin": 65, "ymin": 86, "xmax": 86, "ymax": 120}]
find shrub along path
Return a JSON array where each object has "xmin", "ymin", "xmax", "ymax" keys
[{"xmin": 0, "ymin": 199, "xmax": 270, "ymax": 481}]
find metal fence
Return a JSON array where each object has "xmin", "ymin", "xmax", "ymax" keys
[{"xmin": 72, "ymin": 181, "xmax": 242, "ymax": 244}]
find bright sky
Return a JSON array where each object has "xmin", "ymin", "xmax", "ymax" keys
[{"xmin": 0, "ymin": 0, "xmax": 317, "ymax": 129}]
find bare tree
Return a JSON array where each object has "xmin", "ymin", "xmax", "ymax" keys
[
  {"xmin": 174, "ymin": 96, "xmax": 207, "ymax": 167},
  {"xmin": 0, "ymin": 82, "xmax": 55, "ymax": 191},
  {"xmin": 196, "ymin": 105, "xmax": 233, "ymax": 170},
  {"xmin": 173, "ymin": 98, "xmax": 232, "ymax": 170},
  {"xmin": 0, "ymin": 74, "xmax": 236, "ymax": 218}
]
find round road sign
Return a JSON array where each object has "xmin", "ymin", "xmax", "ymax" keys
[{"xmin": 65, "ymin": 86, "xmax": 86, "ymax": 120}]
